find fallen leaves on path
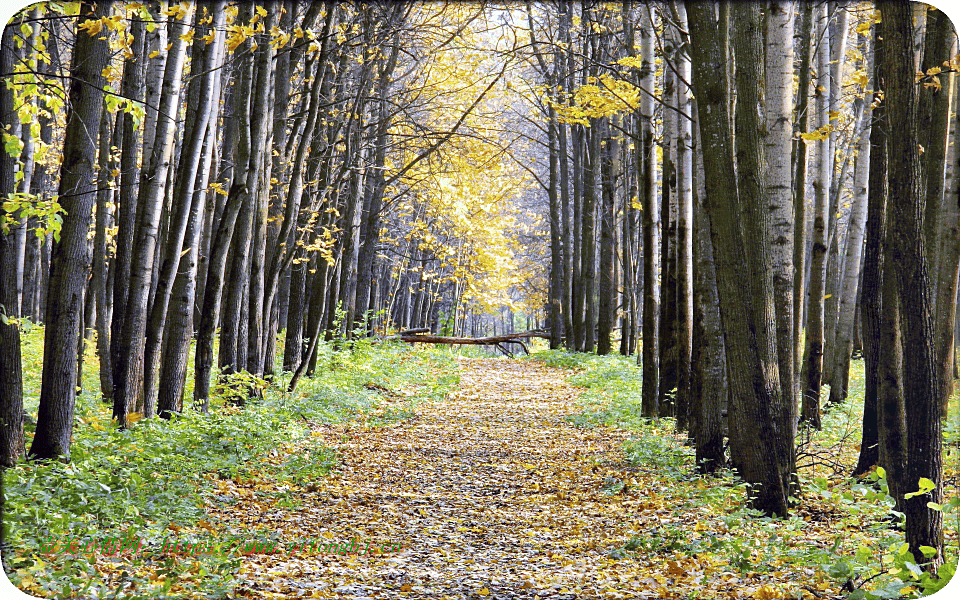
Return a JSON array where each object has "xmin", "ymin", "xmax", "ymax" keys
[{"xmin": 208, "ymin": 358, "xmax": 832, "ymax": 599}]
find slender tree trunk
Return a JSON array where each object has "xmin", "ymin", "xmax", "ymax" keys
[
  {"xmin": 194, "ymin": 43, "xmax": 253, "ymax": 412},
  {"xmin": 143, "ymin": 4, "xmax": 224, "ymax": 414},
  {"xmin": 639, "ymin": 9, "xmax": 659, "ymax": 417},
  {"xmin": 690, "ymin": 96, "xmax": 725, "ymax": 472},
  {"xmin": 92, "ymin": 112, "xmax": 115, "ymax": 401},
  {"xmin": 800, "ymin": 2, "xmax": 832, "ymax": 429},
  {"xmin": 855, "ymin": 18, "xmax": 888, "ymax": 478},
  {"xmin": 829, "ymin": 44, "xmax": 873, "ymax": 406},
  {"xmin": 674, "ymin": 5, "xmax": 693, "ymax": 432},
  {"xmin": 110, "ymin": 15, "xmax": 145, "ymax": 396},
  {"xmin": 548, "ymin": 102, "xmax": 563, "ymax": 349},
  {"xmin": 792, "ymin": 2, "xmax": 813, "ymax": 391},
  {"xmin": 935, "ymin": 73, "xmax": 960, "ymax": 417},
  {"xmin": 765, "ymin": 1, "xmax": 796, "ymax": 441},
  {"xmin": 112, "ymin": 4, "xmax": 192, "ymax": 425},
  {"xmin": 30, "ymin": 2, "xmax": 110, "ymax": 459},
  {"xmin": 0, "ymin": 20, "xmax": 24, "ymax": 467},
  {"xmin": 597, "ymin": 117, "xmax": 618, "ymax": 356}
]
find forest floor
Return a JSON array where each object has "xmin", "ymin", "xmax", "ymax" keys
[
  {"xmin": 214, "ymin": 358, "xmax": 641, "ymax": 599},
  {"xmin": 4, "ymin": 337, "xmax": 958, "ymax": 599},
  {"xmin": 206, "ymin": 356, "xmax": 958, "ymax": 600}
]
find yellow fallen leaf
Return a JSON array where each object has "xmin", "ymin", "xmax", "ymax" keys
[{"xmin": 477, "ymin": 588, "xmax": 490, "ymax": 596}]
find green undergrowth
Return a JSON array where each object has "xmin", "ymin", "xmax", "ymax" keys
[
  {"xmin": 533, "ymin": 348, "xmax": 960, "ymax": 599},
  {"xmin": 3, "ymin": 325, "xmax": 459, "ymax": 599}
]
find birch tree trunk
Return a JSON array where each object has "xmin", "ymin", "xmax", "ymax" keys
[
  {"xmin": 800, "ymin": 1, "xmax": 832, "ymax": 429},
  {"xmin": 764, "ymin": 0, "xmax": 796, "ymax": 445},
  {"xmin": 829, "ymin": 37, "xmax": 873, "ymax": 406},
  {"xmin": 639, "ymin": 7, "xmax": 660, "ymax": 417},
  {"xmin": 113, "ymin": 4, "xmax": 192, "ymax": 426},
  {"xmin": 674, "ymin": 4, "xmax": 693, "ymax": 433}
]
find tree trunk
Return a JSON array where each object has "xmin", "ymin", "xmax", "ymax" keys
[
  {"xmin": 597, "ymin": 117, "xmax": 618, "ymax": 356},
  {"xmin": 548, "ymin": 101, "xmax": 563, "ymax": 349},
  {"xmin": 110, "ymin": 14, "xmax": 145, "ymax": 397},
  {"xmin": 0, "ymin": 19, "xmax": 24, "ymax": 466},
  {"xmin": 880, "ymin": 0, "xmax": 944, "ymax": 567},
  {"xmin": 674, "ymin": 4, "xmax": 693, "ymax": 433},
  {"xmin": 934, "ymin": 72, "xmax": 960, "ymax": 418},
  {"xmin": 687, "ymin": 0, "xmax": 790, "ymax": 517},
  {"xmin": 144, "ymin": 3, "xmax": 224, "ymax": 414},
  {"xmin": 29, "ymin": 2, "xmax": 110, "ymax": 459},
  {"xmin": 792, "ymin": 2, "xmax": 813, "ymax": 392},
  {"xmin": 829, "ymin": 43, "xmax": 873, "ymax": 406},
  {"xmin": 690, "ymin": 96, "xmax": 725, "ymax": 473},
  {"xmin": 765, "ymin": 1, "xmax": 796, "ymax": 438},
  {"xmin": 855, "ymin": 17, "xmax": 889, "ymax": 478},
  {"xmin": 112, "ymin": 4, "xmax": 192, "ymax": 426},
  {"xmin": 800, "ymin": 2, "xmax": 832, "ymax": 429},
  {"xmin": 92, "ymin": 112, "xmax": 115, "ymax": 401},
  {"xmin": 639, "ymin": 8, "xmax": 659, "ymax": 418},
  {"xmin": 194, "ymin": 40, "xmax": 254, "ymax": 412}
]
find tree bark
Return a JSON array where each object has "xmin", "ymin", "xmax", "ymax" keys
[
  {"xmin": 855, "ymin": 18, "xmax": 889, "ymax": 478},
  {"xmin": 112, "ymin": 4, "xmax": 192, "ymax": 425},
  {"xmin": 800, "ymin": 2, "xmax": 832, "ymax": 429},
  {"xmin": 639, "ymin": 8, "xmax": 659, "ymax": 418},
  {"xmin": 144, "ymin": 3, "xmax": 224, "ymax": 415},
  {"xmin": 690, "ymin": 97, "xmax": 725, "ymax": 473},
  {"xmin": 829, "ymin": 41, "xmax": 873, "ymax": 406},
  {"xmin": 0, "ymin": 19, "xmax": 24, "ymax": 466},
  {"xmin": 765, "ymin": 0, "xmax": 796, "ymax": 437},
  {"xmin": 880, "ymin": 0, "xmax": 944, "ymax": 567},
  {"xmin": 29, "ymin": 2, "xmax": 110, "ymax": 459},
  {"xmin": 687, "ymin": 0, "xmax": 790, "ymax": 517},
  {"xmin": 674, "ymin": 4, "xmax": 693, "ymax": 433}
]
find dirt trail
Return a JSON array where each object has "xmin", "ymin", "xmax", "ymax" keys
[{"xmin": 220, "ymin": 358, "xmax": 645, "ymax": 599}]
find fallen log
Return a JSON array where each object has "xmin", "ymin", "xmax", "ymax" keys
[{"xmin": 398, "ymin": 330, "xmax": 550, "ymax": 357}]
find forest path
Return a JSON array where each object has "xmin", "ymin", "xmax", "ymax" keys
[{"xmin": 215, "ymin": 357, "xmax": 657, "ymax": 599}]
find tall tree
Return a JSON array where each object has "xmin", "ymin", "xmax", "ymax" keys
[
  {"xmin": 112, "ymin": 3, "xmax": 192, "ymax": 425},
  {"xmin": 638, "ymin": 6, "xmax": 659, "ymax": 418},
  {"xmin": 29, "ymin": 2, "xmax": 111, "ymax": 459},
  {"xmin": 0, "ymin": 17, "xmax": 24, "ymax": 466},
  {"xmin": 879, "ymin": 0, "xmax": 943, "ymax": 567},
  {"xmin": 765, "ymin": 0, "xmax": 796, "ymax": 433},
  {"xmin": 687, "ymin": 0, "xmax": 791, "ymax": 516},
  {"xmin": 673, "ymin": 4, "xmax": 693, "ymax": 433},
  {"xmin": 800, "ymin": 2, "xmax": 832, "ymax": 429}
]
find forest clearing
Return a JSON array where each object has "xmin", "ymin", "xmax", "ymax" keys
[{"xmin": 2, "ymin": 0, "xmax": 960, "ymax": 598}]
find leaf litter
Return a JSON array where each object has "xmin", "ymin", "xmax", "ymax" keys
[{"xmin": 207, "ymin": 357, "xmax": 904, "ymax": 599}]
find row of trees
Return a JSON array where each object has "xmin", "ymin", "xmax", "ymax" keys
[
  {"xmin": 517, "ymin": 0, "xmax": 954, "ymax": 566},
  {"xmin": 0, "ymin": 2, "xmax": 537, "ymax": 460}
]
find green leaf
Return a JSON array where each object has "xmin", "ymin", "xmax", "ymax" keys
[
  {"xmin": 919, "ymin": 545, "xmax": 938, "ymax": 558},
  {"xmin": 905, "ymin": 477, "xmax": 936, "ymax": 499}
]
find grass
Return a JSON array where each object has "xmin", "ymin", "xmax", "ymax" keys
[
  {"xmin": 3, "ymin": 324, "xmax": 460, "ymax": 599},
  {"xmin": 532, "ymin": 348, "xmax": 960, "ymax": 600}
]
